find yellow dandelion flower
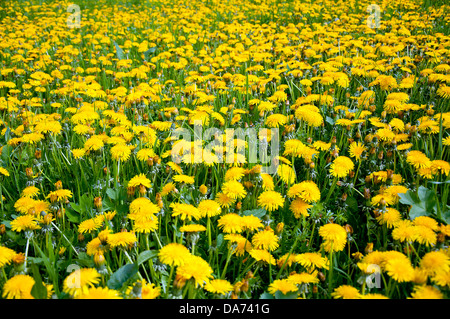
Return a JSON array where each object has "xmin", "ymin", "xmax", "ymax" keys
[
  {"xmin": 78, "ymin": 217, "xmax": 103, "ymax": 234},
  {"xmin": 0, "ymin": 246, "xmax": 16, "ymax": 268},
  {"xmin": 385, "ymin": 258, "xmax": 415, "ymax": 282},
  {"xmin": 11, "ymin": 215, "xmax": 41, "ymax": 232},
  {"xmin": 173, "ymin": 174, "xmax": 195, "ymax": 184},
  {"xmin": 376, "ymin": 208, "xmax": 402, "ymax": 229},
  {"xmin": 215, "ymin": 192, "xmax": 236, "ymax": 208},
  {"xmin": 268, "ymin": 279, "xmax": 298, "ymax": 296},
  {"xmin": 2, "ymin": 274, "xmax": 35, "ymax": 299},
  {"xmin": 249, "ymin": 249, "xmax": 276, "ymax": 265},
  {"xmin": 198, "ymin": 199, "xmax": 221, "ymax": 218},
  {"xmin": 420, "ymin": 250, "xmax": 450, "ymax": 276},
  {"xmin": 287, "ymin": 271, "xmax": 319, "ymax": 285},
  {"xmin": 107, "ymin": 231, "xmax": 137, "ymax": 250},
  {"xmin": 257, "ymin": 190, "xmax": 285, "ymax": 212},
  {"xmin": 349, "ymin": 142, "xmax": 367, "ymax": 161},
  {"xmin": 409, "ymin": 285, "xmax": 443, "ymax": 299},
  {"xmin": 158, "ymin": 243, "xmax": 191, "ymax": 267},
  {"xmin": 252, "ymin": 228, "xmax": 279, "ymax": 251},
  {"xmin": 128, "ymin": 173, "xmax": 152, "ymax": 189},
  {"xmin": 110, "ymin": 143, "xmax": 132, "ymax": 161},
  {"xmin": 319, "ymin": 223, "xmax": 347, "ymax": 253},
  {"xmin": 75, "ymin": 286, "xmax": 121, "ymax": 299},
  {"xmin": 331, "ymin": 285, "xmax": 361, "ymax": 299},
  {"xmin": 287, "ymin": 181, "xmax": 321, "ymax": 203},
  {"xmin": 289, "ymin": 198, "xmax": 312, "ymax": 218},
  {"xmin": 63, "ymin": 268, "xmax": 101, "ymax": 297},
  {"xmin": 295, "ymin": 252, "xmax": 329, "ymax": 271},
  {"xmin": 218, "ymin": 213, "xmax": 243, "ymax": 234},
  {"xmin": 330, "ymin": 156, "xmax": 354, "ymax": 178},
  {"xmin": 176, "ymin": 255, "xmax": 213, "ymax": 287},
  {"xmin": 170, "ymin": 203, "xmax": 201, "ymax": 221},
  {"xmin": 204, "ymin": 279, "xmax": 234, "ymax": 295},
  {"xmin": 222, "ymin": 180, "xmax": 247, "ymax": 200}
]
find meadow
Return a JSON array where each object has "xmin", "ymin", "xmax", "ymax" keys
[{"xmin": 0, "ymin": 0, "xmax": 449, "ymax": 299}]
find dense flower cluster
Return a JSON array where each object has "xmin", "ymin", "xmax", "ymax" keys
[{"xmin": 0, "ymin": 0, "xmax": 449, "ymax": 300}]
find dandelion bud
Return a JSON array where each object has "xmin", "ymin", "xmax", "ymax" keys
[
  {"xmin": 275, "ymin": 222, "xmax": 284, "ymax": 235},
  {"xmin": 437, "ymin": 232, "xmax": 445, "ymax": 243},
  {"xmin": 307, "ymin": 137, "xmax": 312, "ymax": 144},
  {"xmin": 94, "ymin": 252, "xmax": 106, "ymax": 267},
  {"xmin": 427, "ymin": 109, "xmax": 434, "ymax": 116},
  {"xmin": 369, "ymin": 105, "xmax": 376, "ymax": 112},
  {"xmin": 147, "ymin": 157, "xmax": 154, "ymax": 167},
  {"xmin": 231, "ymin": 292, "xmax": 239, "ymax": 299},
  {"xmin": 78, "ymin": 233, "xmax": 85, "ymax": 242},
  {"xmin": 381, "ymin": 111, "xmax": 387, "ymax": 119},
  {"xmin": 57, "ymin": 208, "xmax": 65, "ymax": 219},
  {"xmin": 55, "ymin": 180, "xmax": 63, "ymax": 190},
  {"xmin": 43, "ymin": 213, "xmax": 53, "ymax": 225},
  {"xmin": 341, "ymin": 193, "xmax": 348, "ymax": 202},
  {"xmin": 26, "ymin": 167, "xmax": 33, "ymax": 178},
  {"xmin": 0, "ymin": 224, "xmax": 5, "ymax": 235},
  {"xmin": 245, "ymin": 271, "xmax": 254, "ymax": 279},
  {"xmin": 235, "ymin": 201, "xmax": 242, "ymax": 210},
  {"xmin": 405, "ymin": 123, "xmax": 411, "ymax": 131},
  {"xmin": 98, "ymin": 231, "xmax": 108, "ymax": 244},
  {"xmin": 199, "ymin": 184, "xmax": 208, "ymax": 195},
  {"xmin": 173, "ymin": 274, "xmax": 187, "ymax": 290},
  {"xmin": 352, "ymin": 252, "xmax": 363, "ymax": 261},
  {"xmin": 103, "ymin": 166, "xmax": 109, "ymax": 175},
  {"xmin": 344, "ymin": 224, "xmax": 353, "ymax": 234},
  {"xmin": 139, "ymin": 184, "xmax": 147, "ymax": 195},
  {"xmin": 309, "ymin": 162, "xmax": 315, "ymax": 170},
  {"xmin": 127, "ymin": 186, "xmax": 135, "ymax": 197},
  {"xmin": 318, "ymin": 272, "xmax": 326, "ymax": 282},
  {"xmin": 13, "ymin": 253, "xmax": 26, "ymax": 265},
  {"xmin": 378, "ymin": 151, "xmax": 384, "ymax": 160},
  {"xmin": 233, "ymin": 281, "xmax": 243, "ymax": 294},
  {"xmin": 312, "ymin": 286, "xmax": 318, "ymax": 294},
  {"xmin": 365, "ymin": 242, "xmax": 374, "ymax": 254},
  {"xmin": 331, "ymin": 136, "xmax": 337, "ymax": 145},
  {"xmin": 94, "ymin": 197, "xmax": 102, "ymax": 209},
  {"xmin": 35, "ymin": 150, "xmax": 42, "ymax": 159},
  {"xmin": 364, "ymin": 188, "xmax": 371, "ymax": 199},
  {"xmin": 241, "ymin": 279, "xmax": 249, "ymax": 293},
  {"xmin": 355, "ymin": 131, "xmax": 361, "ymax": 139}
]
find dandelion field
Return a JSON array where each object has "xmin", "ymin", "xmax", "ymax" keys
[{"xmin": 0, "ymin": 0, "xmax": 449, "ymax": 300}]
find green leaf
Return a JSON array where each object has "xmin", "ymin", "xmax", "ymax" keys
[
  {"xmin": 137, "ymin": 250, "xmax": 159, "ymax": 266},
  {"xmin": 143, "ymin": 47, "xmax": 157, "ymax": 60},
  {"xmin": 30, "ymin": 264, "xmax": 48, "ymax": 299},
  {"xmin": 398, "ymin": 191, "xmax": 418, "ymax": 206},
  {"xmin": 114, "ymin": 41, "xmax": 125, "ymax": 60},
  {"xmin": 65, "ymin": 207, "xmax": 80, "ymax": 223},
  {"xmin": 1, "ymin": 144, "xmax": 12, "ymax": 163},
  {"xmin": 243, "ymin": 208, "xmax": 266, "ymax": 219},
  {"xmin": 107, "ymin": 263, "xmax": 139, "ymax": 290},
  {"xmin": 274, "ymin": 290, "xmax": 298, "ymax": 299},
  {"xmin": 106, "ymin": 188, "xmax": 118, "ymax": 201},
  {"xmin": 69, "ymin": 202, "xmax": 81, "ymax": 213},
  {"xmin": 259, "ymin": 292, "xmax": 274, "ymax": 299}
]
